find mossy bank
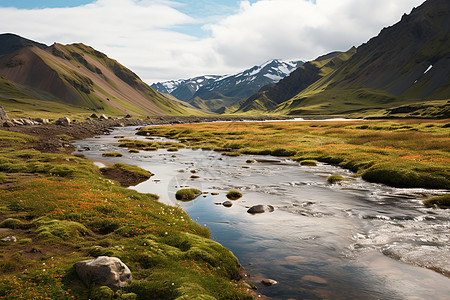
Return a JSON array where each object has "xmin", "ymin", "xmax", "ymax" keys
[{"xmin": 0, "ymin": 129, "xmax": 252, "ymax": 299}]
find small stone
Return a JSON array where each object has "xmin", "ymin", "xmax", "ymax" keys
[
  {"xmin": 223, "ymin": 201, "xmax": 233, "ymax": 207},
  {"xmin": 261, "ymin": 279, "xmax": 277, "ymax": 286},
  {"xmin": 1, "ymin": 236, "xmax": 17, "ymax": 242}
]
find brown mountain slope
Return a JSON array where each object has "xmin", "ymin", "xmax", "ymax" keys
[{"xmin": 0, "ymin": 38, "xmax": 196, "ymax": 117}]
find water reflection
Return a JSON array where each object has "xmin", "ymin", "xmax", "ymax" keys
[{"xmin": 74, "ymin": 126, "xmax": 450, "ymax": 299}]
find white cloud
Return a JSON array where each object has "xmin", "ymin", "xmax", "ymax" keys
[{"xmin": 0, "ymin": 0, "xmax": 425, "ymax": 83}]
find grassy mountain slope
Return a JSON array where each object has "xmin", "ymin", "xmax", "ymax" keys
[
  {"xmin": 276, "ymin": 0, "xmax": 450, "ymax": 116},
  {"xmin": 233, "ymin": 49, "xmax": 356, "ymax": 114},
  {"xmin": 0, "ymin": 36, "xmax": 198, "ymax": 118}
]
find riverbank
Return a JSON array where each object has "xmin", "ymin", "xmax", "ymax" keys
[
  {"xmin": 0, "ymin": 120, "xmax": 256, "ymax": 299},
  {"xmin": 137, "ymin": 119, "xmax": 450, "ymax": 191}
]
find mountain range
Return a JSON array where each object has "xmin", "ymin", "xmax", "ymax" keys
[
  {"xmin": 0, "ymin": 34, "xmax": 196, "ymax": 118},
  {"xmin": 151, "ymin": 59, "xmax": 304, "ymax": 113},
  {"xmin": 233, "ymin": 0, "xmax": 449, "ymax": 117},
  {"xmin": 0, "ymin": 0, "xmax": 448, "ymax": 119}
]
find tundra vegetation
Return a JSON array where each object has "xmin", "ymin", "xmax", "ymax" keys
[
  {"xmin": 0, "ymin": 129, "xmax": 251, "ymax": 299},
  {"xmin": 137, "ymin": 119, "xmax": 450, "ymax": 190}
]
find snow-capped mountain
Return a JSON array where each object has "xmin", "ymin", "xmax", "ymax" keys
[
  {"xmin": 151, "ymin": 59, "xmax": 304, "ymax": 105},
  {"xmin": 151, "ymin": 75, "xmax": 223, "ymax": 102}
]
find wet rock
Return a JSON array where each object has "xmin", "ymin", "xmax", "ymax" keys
[
  {"xmin": 247, "ymin": 205, "xmax": 274, "ymax": 214},
  {"xmin": 99, "ymin": 114, "xmax": 108, "ymax": 120},
  {"xmin": 90, "ymin": 113, "xmax": 99, "ymax": 118},
  {"xmin": 55, "ymin": 117, "xmax": 71, "ymax": 126},
  {"xmin": 124, "ymin": 114, "xmax": 132, "ymax": 118},
  {"xmin": 223, "ymin": 201, "xmax": 233, "ymax": 207},
  {"xmin": 1, "ymin": 236, "xmax": 17, "ymax": 242},
  {"xmin": 261, "ymin": 279, "xmax": 278, "ymax": 286},
  {"xmin": 74, "ymin": 256, "xmax": 132, "ymax": 290}
]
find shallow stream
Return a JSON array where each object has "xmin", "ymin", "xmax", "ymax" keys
[{"xmin": 74, "ymin": 126, "xmax": 450, "ymax": 300}]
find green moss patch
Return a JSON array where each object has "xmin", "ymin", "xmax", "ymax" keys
[
  {"xmin": 300, "ymin": 160, "xmax": 317, "ymax": 166},
  {"xmin": 226, "ymin": 190, "xmax": 242, "ymax": 200},
  {"xmin": 102, "ymin": 152, "xmax": 123, "ymax": 157},
  {"xmin": 100, "ymin": 163, "xmax": 153, "ymax": 187},
  {"xmin": 175, "ymin": 189, "xmax": 202, "ymax": 201},
  {"xmin": 327, "ymin": 175, "xmax": 346, "ymax": 184},
  {"xmin": 423, "ymin": 194, "xmax": 450, "ymax": 208}
]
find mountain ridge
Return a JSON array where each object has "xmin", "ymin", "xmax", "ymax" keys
[
  {"xmin": 151, "ymin": 59, "xmax": 304, "ymax": 112},
  {"xmin": 0, "ymin": 34, "xmax": 197, "ymax": 117}
]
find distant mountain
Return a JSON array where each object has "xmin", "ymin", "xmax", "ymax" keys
[
  {"xmin": 152, "ymin": 75, "xmax": 223, "ymax": 102},
  {"xmin": 233, "ymin": 49, "xmax": 356, "ymax": 114},
  {"xmin": 237, "ymin": 0, "xmax": 450, "ymax": 117},
  {"xmin": 0, "ymin": 34, "xmax": 196, "ymax": 117},
  {"xmin": 152, "ymin": 59, "xmax": 304, "ymax": 112}
]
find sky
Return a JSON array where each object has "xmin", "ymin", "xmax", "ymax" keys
[{"xmin": 0, "ymin": 0, "xmax": 425, "ymax": 84}]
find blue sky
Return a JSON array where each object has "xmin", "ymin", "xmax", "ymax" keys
[{"xmin": 0, "ymin": 0, "xmax": 424, "ymax": 83}]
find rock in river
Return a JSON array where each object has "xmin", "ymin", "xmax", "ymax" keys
[
  {"xmin": 223, "ymin": 201, "xmax": 233, "ymax": 207},
  {"xmin": 247, "ymin": 205, "xmax": 274, "ymax": 214},
  {"xmin": 261, "ymin": 279, "xmax": 278, "ymax": 286},
  {"xmin": 75, "ymin": 256, "xmax": 132, "ymax": 290}
]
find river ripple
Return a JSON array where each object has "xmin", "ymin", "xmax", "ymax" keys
[{"xmin": 74, "ymin": 126, "xmax": 450, "ymax": 300}]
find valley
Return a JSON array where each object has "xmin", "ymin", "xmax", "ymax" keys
[{"xmin": 0, "ymin": 0, "xmax": 449, "ymax": 299}]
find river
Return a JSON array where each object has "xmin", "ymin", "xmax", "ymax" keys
[{"xmin": 74, "ymin": 125, "xmax": 450, "ymax": 300}]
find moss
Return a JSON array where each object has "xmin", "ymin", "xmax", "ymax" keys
[
  {"xmin": 102, "ymin": 152, "xmax": 123, "ymax": 157},
  {"xmin": 0, "ymin": 172, "xmax": 5, "ymax": 184},
  {"xmin": 175, "ymin": 189, "xmax": 202, "ymax": 201},
  {"xmin": 226, "ymin": 190, "xmax": 242, "ymax": 200},
  {"xmin": 167, "ymin": 147, "xmax": 179, "ymax": 152},
  {"xmin": 362, "ymin": 164, "xmax": 450, "ymax": 189},
  {"xmin": 327, "ymin": 175, "xmax": 346, "ymax": 184},
  {"xmin": 101, "ymin": 163, "xmax": 153, "ymax": 179},
  {"xmin": 190, "ymin": 175, "xmax": 200, "ymax": 179},
  {"xmin": 129, "ymin": 149, "xmax": 140, "ymax": 153},
  {"xmin": 222, "ymin": 152, "xmax": 240, "ymax": 157},
  {"xmin": 33, "ymin": 217, "xmax": 92, "ymax": 242},
  {"xmin": 0, "ymin": 218, "xmax": 29, "ymax": 229},
  {"xmin": 300, "ymin": 160, "xmax": 317, "ymax": 166},
  {"xmin": 423, "ymin": 194, "xmax": 450, "ymax": 208},
  {"xmin": 245, "ymin": 159, "xmax": 255, "ymax": 163},
  {"xmin": 271, "ymin": 148, "xmax": 297, "ymax": 157},
  {"xmin": 90, "ymin": 286, "xmax": 114, "ymax": 300}
]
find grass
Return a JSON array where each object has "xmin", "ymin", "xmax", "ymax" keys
[
  {"xmin": 102, "ymin": 152, "xmax": 124, "ymax": 157},
  {"xmin": 138, "ymin": 119, "xmax": 450, "ymax": 190},
  {"xmin": 0, "ymin": 130, "xmax": 251, "ymax": 299}
]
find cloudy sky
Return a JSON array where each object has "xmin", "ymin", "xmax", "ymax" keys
[{"xmin": 0, "ymin": 0, "xmax": 425, "ymax": 83}]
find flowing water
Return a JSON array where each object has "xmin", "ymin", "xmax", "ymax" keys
[{"xmin": 74, "ymin": 126, "xmax": 450, "ymax": 300}]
